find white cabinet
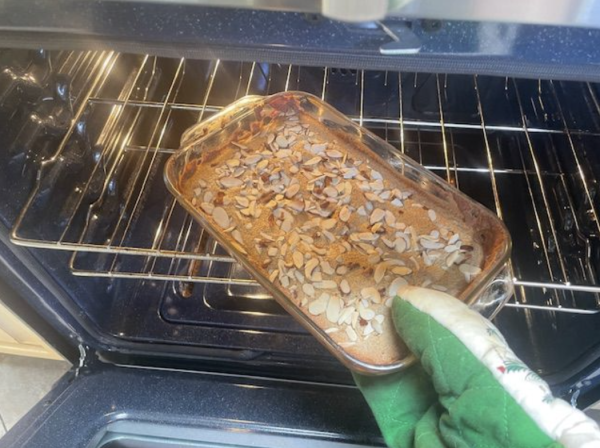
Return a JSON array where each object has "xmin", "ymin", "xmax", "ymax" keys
[{"xmin": 0, "ymin": 300, "xmax": 62, "ymax": 360}]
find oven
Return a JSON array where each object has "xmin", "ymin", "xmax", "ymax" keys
[{"xmin": 2, "ymin": 2, "xmax": 600, "ymax": 447}]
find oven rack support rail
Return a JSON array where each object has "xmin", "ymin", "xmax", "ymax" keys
[{"xmin": 7, "ymin": 51, "xmax": 600, "ymax": 315}]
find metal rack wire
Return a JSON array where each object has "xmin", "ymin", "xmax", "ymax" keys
[{"xmin": 9, "ymin": 52, "xmax": 600, "ymax": 314}]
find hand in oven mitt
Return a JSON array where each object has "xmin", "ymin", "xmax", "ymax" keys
[{"xmin": 354, "ymin": 286, "xmax": 600, "ymax": 448}]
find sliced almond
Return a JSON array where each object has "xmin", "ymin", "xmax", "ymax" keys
[
  {"xmin": 365, "ymin": 192, "xmax": 384, "ymax": 203},
  {"xmin": 201, "ymin": 202, "xmax": 215, "ymax": 214},
  {"xmin": 212, "ymin": 207, "xmax": 230, "ymax": 228},
  {"xmin": 339, "ymin": 206, "xmax": 351, "ymax": 222},
  {"xmin": 359, "ymin": 307, "xmax": 375, "ymax": 321},
  {"xmin": 311, "ymin": 143, "xmax": 327, "ymax": 153},
  {"xmin": 326, "ymin": 296, "xmax": 342, "ymax": 323},
  {"xmin": 293, "ymin": 251, "xmax": 304, "ymax": 269},
  {"xmin": 372, "ymin": 320, "xmax": 383, "ymax": 334},
  {"xmin": 394, "ymin": 238, "xmax": 407, "ymax": 253},
  {"xmin": 388, "ymin": 277, "xmax": 408, "ymax": 297},
  {"xmin": 260, "ymin": 232, "xmax": 275, "ymax": 242},
  {"xmin": 379, "ymin": 190, "xmax": 391, "ymax": 200},
  {"xmin": 370, "ymin": 208, "xmax": 385, "ymax": 225},
  {"xmin": 340, "ymin": 279, "xmax": 351, "ymax": 294},
  {"xmin": 308, "ymin": 294, "xmax": 329, "ymax": 316},
  {"xmin": 459, "ymin": 264, "xmax": 482, "ymax": 276},
  {"xmin": 305, "ymin": 258, "xmax": 319, "ymax": 280},
  {"xmin": 281, "ymin": 217, "xmax": 294, "ymax": 233},
  {"xmin": 220, "ymin": 177, "xmax": 244, "ymax": 188},
  {"xmin": 374, "ymin": 262, "xmax": 388, "ymax": 284},
  {"xmin": 321, "ymin": 260, "xmax": 335, "ymax": 275},
  {"xmin": 428, "ymin": 209, "xmax": 437, "ymax": 222},
  {"xmin": 285, "ymin": 183, "xmax": 300, "ymax": 198},
  {"xmin": 276, "ymin": 135, "xmax": 289, "ymax": 148},
  {"xmin": 420, "ymin": 238, "xmax": 444, "ymax": 250},
  {"xmin": 321, "ymin": 219, "xmax": 336, "ymax": 230},
  {"xmin": 338, "ymin": 306, "xmax": 354, "ymax": 325},
  {"xmin": 361, "ymin": 287, "xmax": 381, "ymax": 304},
  {"xmin": 368, "ymin": 254, "xmax": 382, "ymax": 264},
  {"xmin": 244, "ymin": 154, "xmax": 262, "ymax": 165},
  {"xmin": 305, "ymin": 156, "xmax": 322, "ymax": 166},
  {"xmin": 288, "ymin": 200, "xmax": 304, "ymax": 212},
  {"xmin": 370, "ymin": 179, "xmax": 384, "ymax": 192},
  {"xmin": 302, "ymin": 283, "xmax": 315, "ymax": 298},
  {"xmin": 382, "ymin": 237, "xmax": 395, "ymax": 249},
  {"xmin": 311, "ymin": 245, "xmax": 327, "ymax": 256},
  {"xmin": 445, "ymin": 250, "xmax": 461, "ymax": 267},
  {"xmin": 392, "ymin": 266, "xmax": 412, "ymax": 276},
  {"xmin": 235, "ymin": 196, "xmax": 250, "ymax": 208},
  {"xmin": 323, "ymin": 186, "xmax": 338, "ymax": 198},
  {"xmin": 351, "ymin": 310, "xmax": 359, "ymax": 329},
  {"xmin": 358, "ymin": 232, "xmax": 378, "ymax": 242},
  {"xmin": 232, "ymin": 230, "xmax": 244, "ymax": 244},
  {"xmin": 336, "ymin": 266, "xmax": 349, "ymax": 275},
  {"xmin": 384, "ymin": 210, "xmax": 396, "ymax": 226},
  {"xmin": 343, "ymin": 167, "xmax": 358, "ymax": 179},
  {"xmin": 345, "ymin": 326, "xmax": 358, "ymax": 342},
  {"xmin": 322, "ymin": 230, "xmax": 335, "ymax": 242},
  {"xmin": 314, "ymin": 280, "xmax": 338, "ymax": 289},
  {"xmin": 326, "ymin": 149, "xmax": 343, "ymax": 159},
  {"xmin": 203, "ymin": 191, "xmax": 214, "ymax": 203}
]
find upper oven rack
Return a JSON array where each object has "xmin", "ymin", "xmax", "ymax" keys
[{"xmin": 8, "ymin": 52, "xmax": 600, "ymax": 315}]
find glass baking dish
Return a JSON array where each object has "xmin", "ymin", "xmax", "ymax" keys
[{"xmin": 164, "ymin": 92, "xmax": 513, "ymax": 375}]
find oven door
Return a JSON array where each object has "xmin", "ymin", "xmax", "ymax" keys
[{"xmin": 0, "ymin": 361, "xmax": 382, "ymax": 448}]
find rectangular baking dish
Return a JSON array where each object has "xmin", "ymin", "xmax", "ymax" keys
[{"xmin": 164, "ymin": 92, "xmax": 513, "ymax": 375}]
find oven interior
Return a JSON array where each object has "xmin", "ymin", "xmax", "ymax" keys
[{"xmin": 2, "ymin": 48, "xmax": 600, "ymax": 393}]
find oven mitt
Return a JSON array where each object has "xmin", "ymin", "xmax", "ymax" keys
[{"xmin": 354, "ymin": 286, "xmax": 600, "ymax": 448}]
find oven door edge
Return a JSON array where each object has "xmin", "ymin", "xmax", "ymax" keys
[{"xmin": 0, "ymin": 361, "xmax": 383, "ymax": 448}]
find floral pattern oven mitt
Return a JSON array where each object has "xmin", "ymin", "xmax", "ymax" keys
[{"xmin": 354, "ymin": 286, "xmax": 600, "ymax": 448}]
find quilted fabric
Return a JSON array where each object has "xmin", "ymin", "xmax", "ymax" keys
[{"xmin": 354, "ymin": 296, "xmax": 561, "ymax": 448}]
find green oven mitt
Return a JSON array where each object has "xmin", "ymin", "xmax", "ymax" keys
[{"xmin": 354, "ymin": 286, "xmax": 600, "ymax": 448}]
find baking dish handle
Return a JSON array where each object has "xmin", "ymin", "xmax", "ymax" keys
[{"xmin": 470, "ymin": 265, "xmax": 514, "ymax": 320}]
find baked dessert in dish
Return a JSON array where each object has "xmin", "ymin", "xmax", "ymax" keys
[{"xmin": 166, "ymin": 92, "xmax": 510, "ymax": 373}]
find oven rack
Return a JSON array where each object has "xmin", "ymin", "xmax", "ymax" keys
[{"xmin": 9, "ymin": 52, "xmax": 600, "ymax": 314}]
